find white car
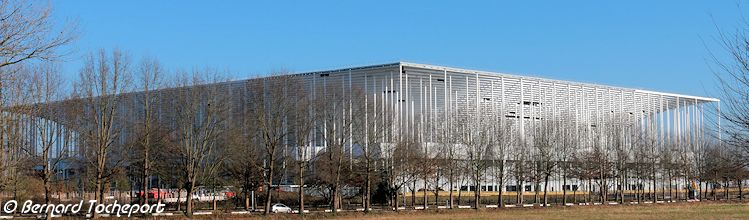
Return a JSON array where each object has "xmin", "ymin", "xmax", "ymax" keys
[{"xmin": 272, "ymin": 203, "xmax": 292, "ymax": 213}]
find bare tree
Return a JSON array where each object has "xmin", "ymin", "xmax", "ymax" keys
[
  {"xmin": 224, "ymin": 116, "xmax": 262, "ymax": 211},
  {"xmin": 354, "ymin": 87, "xmax": 390, "ymax": 212},
  {"xmin": 556, "ymin": 120, "xmax": 577, "ymax": 205},
  {"xmin": 0, "ymin": 0, "xmax": 74, "ymax": 203},
  {"xmin": 26, "ymin": 63, "xmax": 68, "ymax": 207},
  {"xmin": 171, "ymin": 70, "xmax": 227, "ymax": 216},
  {"xmin": 382, "ymin": 137, "xmax": 420, "ymax": 211},
  {"xmin": 247, "ymin": 75, "xmax": 298, "ymax": 215},
  {"xmin": 489, "ymin": 114, "xmax": 513, "ymax": 207},
  {"xmin": 74, "ymin": 49, "xmax": 132, "ymax": 208},
  {"xmin": 511, "ymin": 140, "xmax": 530, "ymax": 205},
  {"xmin": 608, "ymin": 120, "xmax": 629, "ymax": 204},
  {"xmin": 287, "ymin": 78, "xmax": 314, "ymax": 215},
  {"xmin": 135, "ymin": 57, "xmax": 162, "ymax": 204},
  {"xmin": 459, "ymin": 117, "xmax": 492, "ymax": 209},
  {"xmin": 440, "ymin": 109, "xmax": 461, "ymax": 208},
  {"xmin": 0, "ymin": 66, "xmax": 29, "ymax": 199},
  {"xmin": 313, "ymin": 81, "xmax": 361, "ymax": 213},
  {"xmin": 0, "ymin": 0, "xmax": 75, "ymax": 69},
  {"xmin": 533, "ymin": 120, "xmax": 556, "ymax": 207}
]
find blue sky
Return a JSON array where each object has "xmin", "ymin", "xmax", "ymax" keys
[{"xmin": 50, "ymin": 1, "xmax": 744, "ymax": 98}]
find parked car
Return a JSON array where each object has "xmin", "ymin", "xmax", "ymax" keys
[{"xmin": 271, "ymin": 203, "xmax": 292, "ymax": 213}]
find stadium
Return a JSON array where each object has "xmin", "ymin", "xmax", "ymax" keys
[{"xmin": 20, "ymin": 62, "xmax": 721, "ymax": 207}]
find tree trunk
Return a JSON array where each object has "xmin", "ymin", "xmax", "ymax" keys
[
  {"xmin": 724, "ymin": 180, "xmax": 729, "ymax": 200},
  {"xmin": 332, "ymin": 186, "xmax": 339, "ymax": 213},
  {"xmin": 364, "ymin": 160, "xmax": 370, "ymax": 212},
  {"xmin": 393, "ymin": 189, "xmax": 399, "ymax": 212},
  {"xmin": 299, "ymin": 161, "xmax": 306, "ymax": 215},
  {"xmin": 712, "ymin": 181, "xmax": 716, "ymax": 200},
  {"xmin": 498, "ymin": 176, "xmax": 504, "ymax": 208},
  {"xmin": 432, "ymin": 170, "xmax": 439, "ymax": 208},
  {"xmin": 573, "ymin": 185, "xmax": 577, "ymax": 204},
  {"xmin": 562, "ymin": 171, "xmax": 567, "ymax": 205},
  {"xmin": 457, "ymin": 182, "xmax": 462, "ymax": 206},
  {"xmin": 587, "ymin": 179, "xmax": 592, "ymax": 204},
  {"xmin": 411, "ymin": 180, "xmax": 416, "ymax": 207},
  {"xmin": 534, "ymin": 180, "xmax": 539, "ymax": 205},
  {"xmin": 44, "ymin": 175, "xmax": 51, "ymax": 220},
  {"xmin": 157, "ymin": 185, "xmax": 162, "ymax": 204},
  {"xmin": 652, "ymin": 165, "xmax": 657, "ymax": 203},
  {"xmin": 44, "ymin": 177, "xmax": 51, "ymax": 204},
  {"xmin": 518, "ymin": 179, "xmax": 524, "ymax": 205},
  {"xmin": 95, "ymin": 174, "xmax": 103, "ymax": 203},
  {"xmin": 332, "ymin": 152, "xmax": 343, "ymax": 214},
  {"xmin": 676, "ymin": 181, "xmax": 680, "ymax": 201},
  {"xmin": 142, "ymin": 137, "xmax": 150, "ymax": 205},
  {"xmin": 543, "ymin": 174, "xmax": 549, "ymax": 207},
  {"xmin": 186, "ymin": 184, "xmax": 194, "ymax": 216},
  {"xmin": 264, "ymin": 155, "xmax": 275, "ymax": 215},
  {"xmin": 661, "ymin": 180, "xmax": 665, "ymax": 202},
  {"xmin": 474, "ymin": 178, "xmax": 481, "ymax": 209},
  {"xmin": 449, "ymin": 171, "xmax": 454, "ymax": 208},
  {"xmin": 423, "ymin": 177, "xmax": 428, "ymax": 209},
  {"xmin": 212, "ymin": 191, "xmax": 217, "ymax": 211},
  {"xmin": 739, "ymin": 180, "xmax": 743, "ymax": 201},
  {"xmin": 599, "ymin": 168, "xmax": 606, "ymax": 203},
  {"xmin": 620, "ymin": 169, "xmax": 625, "ymax": 204},
  {"xmin": 244, "ymin": 189, "xmax": 250, "ymax": 210},
  {"xmin": 176, "ymin": 188, "xmax": 182, "ymax": 211},
  {"xmin": 668, "ymin": 173, "xmax": 673, "ymax": 202}
]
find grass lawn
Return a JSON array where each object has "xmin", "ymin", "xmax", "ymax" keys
[{"xmin": 215, "ymin": 202, "xmax": 749, "ymax": 220}]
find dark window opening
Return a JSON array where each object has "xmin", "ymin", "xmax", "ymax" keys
[
  {"xmin": 320, "ymin": 74, "xmax": 329, "ymax": 77},
  {"xmin": 436, "ymin": 79, "xmax": 445, "ymax": 82},
  {"xmin": 563, "ymin": 185, "xmax": 579, "ymax": 191}
]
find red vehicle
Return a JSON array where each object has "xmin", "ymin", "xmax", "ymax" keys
[{"xmin": 139, "ymin": 188, "xmax": 170, "ymax": 199}]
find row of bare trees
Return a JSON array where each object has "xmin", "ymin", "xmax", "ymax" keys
[
  {"xmin": 0, "ymin": 39, "xmax": 741, "ymax": 218},
  {"xmin": 713, "ymin": 14, "xmax": 749, "ymax": 205}
]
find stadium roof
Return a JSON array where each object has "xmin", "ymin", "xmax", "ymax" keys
[{"xmin": 294, "ymin": 61, "xmax": 719, "ymax": 103}]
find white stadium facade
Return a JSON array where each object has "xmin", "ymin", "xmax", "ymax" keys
[
  {"xmin": 24, "ymin": 62, "xmax": 721, "ymax": 200},
  {"xmin": 287, "ymin": 62, "xmax": 720, "ymax": 195}
]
